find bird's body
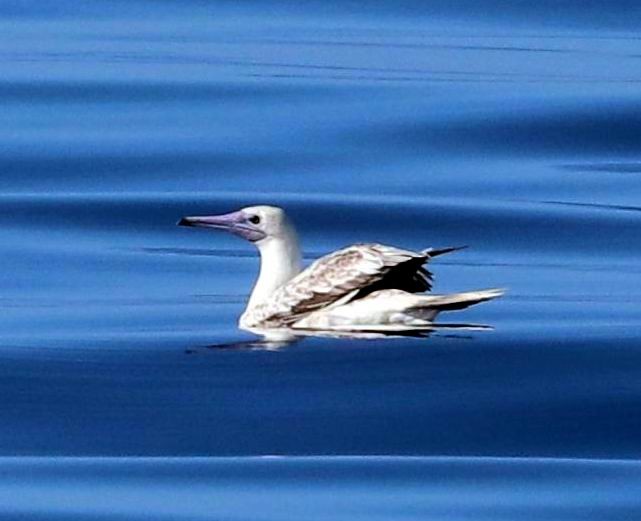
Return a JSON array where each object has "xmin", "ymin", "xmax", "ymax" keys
[{"xmin": 179, "ymin": 205, "xmax": 503, "ymax": 333}]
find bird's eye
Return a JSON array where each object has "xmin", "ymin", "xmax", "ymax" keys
[{"xmin": 249, "ymin": 215, "xmax": 261, "ymax": 225}]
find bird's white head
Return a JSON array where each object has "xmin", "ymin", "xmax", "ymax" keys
[
  {"xmin": 178, "ymin": 205, "xmax": 294, "ymax": 246},
  {"xmin": 179, "ymin": 205, "xmax": 302, "ymax": 312}
]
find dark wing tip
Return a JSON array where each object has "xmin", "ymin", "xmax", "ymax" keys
[{"xmin": 423, "ymin": 245, "xmax": 468, "ymax": 258}]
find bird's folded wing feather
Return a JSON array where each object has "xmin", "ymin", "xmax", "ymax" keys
[{"xmin": 248, "ymin": 243, "xmax": 433, "ymax": 326}]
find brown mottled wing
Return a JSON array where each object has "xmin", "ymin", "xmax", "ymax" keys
[{"xmin": 249, "ymin": 243, "xmax": 433, "ymax": 326}]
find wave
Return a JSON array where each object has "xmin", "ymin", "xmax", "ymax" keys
[{"xmin": 0, "ymin": 456, "xmax": 640, "ymax": 520}]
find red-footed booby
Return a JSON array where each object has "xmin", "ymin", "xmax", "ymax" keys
[{"xmin": 179, "ymin": 205, "xmax": 503, "ymax": 333}]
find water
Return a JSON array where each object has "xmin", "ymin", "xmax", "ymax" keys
[
  {"xmin": 1, "ymin": 1, "xmax": 641, "ymax": 518},
  {"xmin": 2, "ymin": 457, "xmax": 641, "ymax": 520}
]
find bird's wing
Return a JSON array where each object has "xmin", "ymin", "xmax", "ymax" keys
[{"xmin": 247, "ymin": 243, "xmax": 436, "ymax": 326}]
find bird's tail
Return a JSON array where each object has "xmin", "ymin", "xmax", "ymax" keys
[
  {"xmin": 416, "ymin": 288, "xmax": 504, "ymax": 310},
  {"xmin": 422, "ymin": 245, "xmax": 467, "ymax": 258},
  {"xmin": 406, "ymin": 288, "xmax": 505, "ymax": 322}
]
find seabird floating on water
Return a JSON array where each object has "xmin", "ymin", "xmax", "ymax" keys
[{"xmin": 179, "ymin": 206, "xmax": 503, "ymax": 334}]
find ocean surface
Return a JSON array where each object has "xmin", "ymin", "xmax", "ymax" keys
[{"xmin": 1, "ymin": 1, "xmax": 641, "ymax": 519}]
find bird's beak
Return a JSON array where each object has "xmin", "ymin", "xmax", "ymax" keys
[
  {"xmin": 178, "ymin": 212, "xmax": 242, "ymax": 230},
  {"xmin": 178, "ymin": 211, "xmax": 266, "ymax": 242}
]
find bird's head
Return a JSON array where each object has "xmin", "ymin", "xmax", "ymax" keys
[{"xmin": 178, "ymin": 205, "xmax": 291, "ymax": 244}]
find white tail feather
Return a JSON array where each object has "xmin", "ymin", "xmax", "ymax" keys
[{"xmin": 414, "ymin": 288, "xmax": 505, "ymax": 310}]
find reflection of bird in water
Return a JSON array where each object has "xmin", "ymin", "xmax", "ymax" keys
[
  {"xmin": 178, "ymin": 206, "xmax": 503, "ymax": 337},
  {"xmin": 187, "ymin": 324, "xmax": 491, "ymax": 352}
]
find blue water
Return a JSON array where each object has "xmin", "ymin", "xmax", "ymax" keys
[{"xmin": 2, "ymin": 1, "xmax": 641, "ymax": 518}]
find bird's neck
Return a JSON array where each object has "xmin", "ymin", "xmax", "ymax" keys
[{"xmin": 246, "ymin": 231, "xmax": 302, "ymax": 310}]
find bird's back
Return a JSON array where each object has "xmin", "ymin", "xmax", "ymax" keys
[{"xmin": 240, "ymin": 243, "xmax": 447, "ymax": 328}]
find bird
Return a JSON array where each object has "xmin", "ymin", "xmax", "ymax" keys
[{"xmin": 178, "ymin": 205, "xmax": 503, "ymax": 333}]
